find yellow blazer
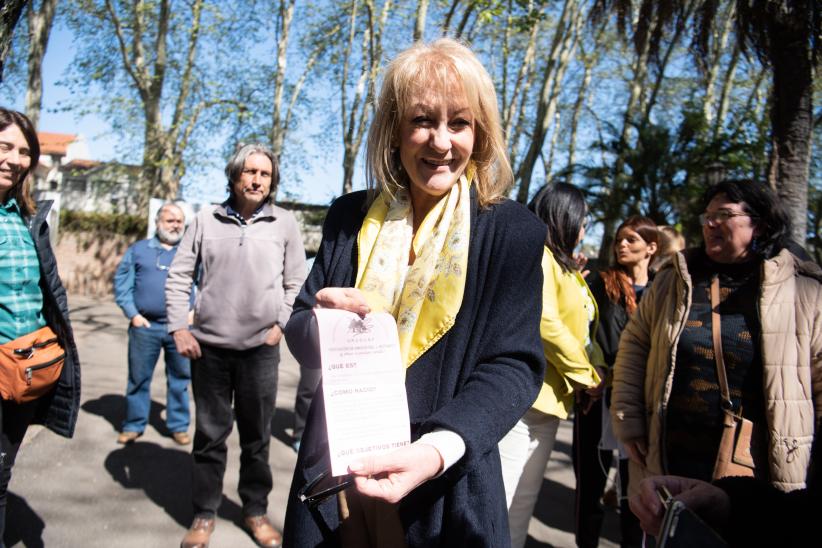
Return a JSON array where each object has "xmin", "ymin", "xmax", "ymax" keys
[{"xmin": 532, "ymin": 247, "xmax": 603, "ymax": 419}]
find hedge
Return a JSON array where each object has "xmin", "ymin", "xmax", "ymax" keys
[{"xmin": 60, "ymin": 210, "xmax": 147, "ymax": 237}]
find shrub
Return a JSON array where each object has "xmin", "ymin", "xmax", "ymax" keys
[{"xmin": 60, "ymin": 210, "xmax": 147, "ymax": 237}]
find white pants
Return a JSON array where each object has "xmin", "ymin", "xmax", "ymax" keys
[{"xmin": 498, "ymin": 408, "xmax": 561, "ymax": 548}]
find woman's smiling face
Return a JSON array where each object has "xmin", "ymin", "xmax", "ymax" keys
[{"xmin": 398, "ymin": 87, "xmax": 474, "ymax": 215}]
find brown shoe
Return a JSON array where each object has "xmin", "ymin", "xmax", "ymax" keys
[
  {"xmin": 181, "ymin": 516, "xmax": 215, "ymax": 548},
  {"xmin": 117, "ymin": 431, "xmax": 142, "ymax": 444},
  {"xmin": 172, "ymin": 431, "xmax": 191, "ymax": 445},
  {"xmin": 244, "ymin": 515, "xmax": 282, "ymax": 548}
]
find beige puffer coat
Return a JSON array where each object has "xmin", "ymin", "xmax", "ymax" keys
[{"xmin": 611, "ymin": 248, "xmax": 822, "ymax": 494}]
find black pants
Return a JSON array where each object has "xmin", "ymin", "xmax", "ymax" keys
[
  {"xmin": 573, "ymin": 397, "xmax": 642, "ymax": 548},
  {"xmin": 0, "ymin": 399, "xmax": 38, "ymax": 546},
  {"xmin": 191, "ymin": 342, "xmax": 279, "ymax": 518},
  {"xmin": 292, "ymin": 365, "xmax": 321, "ymax": 442}
]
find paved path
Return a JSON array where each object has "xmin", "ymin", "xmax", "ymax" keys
[{"xmin": 5, "ymin": 296, "xmax": 621, "ymax": 547}]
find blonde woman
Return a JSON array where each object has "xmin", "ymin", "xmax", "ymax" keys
[{"xmin": 282, "ymin": 39, "xmax": 546, "ymax": 547}]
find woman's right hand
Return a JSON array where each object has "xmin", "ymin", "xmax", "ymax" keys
[
  {"xmin": 624, "ymin": 438, "xmax": 648, "ymax": 467},
  {"xmin": 314, "ymin": 287, "xmax": 371, "ymax": 317}
]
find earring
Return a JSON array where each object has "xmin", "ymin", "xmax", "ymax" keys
[{"xmin": 751, "ymin": 238, "xmax": 759, "ymax": 253}]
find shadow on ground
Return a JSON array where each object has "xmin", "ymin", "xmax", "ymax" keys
[
  {"xmin": 103, "ymin": 442, "xmax": 243, "ymax": 529},
  {"xmin": 82, "ymin": 394, "xmax": 172, "ymax": 438},
  {"xmin": 525, "ymin": 474, "xmax": 622, "ymax": 548},
  {"xmin": 5, "ymin": 492, "xmax": 45, "ymax": 547}
]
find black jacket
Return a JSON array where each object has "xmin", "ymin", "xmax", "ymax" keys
[
  {"xmin": 25, "ymin": 201, "xmax": 81, "ymax": 438},
  {"xmin": 283, "ymin": 190, "xmax": 546, "ymax": 547},
  {"xmin": 587, "ymin": 272, "xmax": 633, "ymax": 368},
  {"xmin": 715, "ymin": 423, "xmax": 820, "ymax": 547}
]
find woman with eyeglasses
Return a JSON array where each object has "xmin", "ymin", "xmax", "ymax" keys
[
  {"xmin": 498, "ymin": 182, "xmax": 603, "ymax": 548},
  {"xmin": 610, "ymin": 180, "xmax": 822, "ymax": 507}
]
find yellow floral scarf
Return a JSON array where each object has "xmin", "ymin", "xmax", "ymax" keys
[{"xmin": 356, "ymin": 173, "xmax": 471, "ymax": 368}]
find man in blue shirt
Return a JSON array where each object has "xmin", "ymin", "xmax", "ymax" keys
[{"xmin": 114, "ymin": 203, "xmax": 191, "ymax": 445}]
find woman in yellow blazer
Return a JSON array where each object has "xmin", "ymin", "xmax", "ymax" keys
[{"xmin": 499, "ymin": 183, "xmax": 604, "ymax": 548}]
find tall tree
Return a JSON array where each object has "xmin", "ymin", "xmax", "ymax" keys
[
  {"xmin": 25, "ymin": 0, "xmax": 57, "ymax": 127},
  {"xmin": 0, "ymin": 0, "xmax": 27, "ymax": 83},
  {"xmin": 66, "ymin": 0, "xmax": 242, "ymax": 203},
  {"xmin": 692, "ymin": 0, "xmax": 819, "ymax": 243},
  {"xmin": 590, "ymin": 0, "xmax": 705, "ymax": 259},
  {"xmin": 514, "ymin": 0, "xmax": 586, "ymax": 202},
  {"xmin": 334, "ymin": 0, "xmax": 393, "ymax": 195},
  {"xmin": 737, "ymin": 0, "xmax": 819, "ymax": 244}
]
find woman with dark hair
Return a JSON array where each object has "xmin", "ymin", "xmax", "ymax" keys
[
  {"xmin": 0, "ymin": 107, "xmax": 81, "ymax": 537},
  {"xmin": 575, "ymin": 216, "xmax": 658, "ymax": 548},
  {"xmin": 611, "ymin": 180, "xmax": 822, "ymax": 504},
  {"xmin": 499, "ymin": 182, "xmax": 603, "ymax": 548}
]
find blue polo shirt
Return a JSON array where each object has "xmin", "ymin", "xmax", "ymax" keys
[{"xmin": 113, "ymin": 237, "xmax": 182, "ymax": 323}]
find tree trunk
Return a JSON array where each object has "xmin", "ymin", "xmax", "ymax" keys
[
  {"xmin": 413, "ymin": 0, "xmax": 427, "ymax": 41},
  {"xmin": 544, "ymin": 109, "xmax": 560, "ymax": 184},
  {"xmin": 0, "ymin": 0, "xmax": 27, "ymax": 83},
  {"xmin": 271, "ymin": 0, "xmax": 296, "ymax": 160},
  {"xmin": 24, "ymin": 0, "xmax": 56, "ymax": 128},
  {"xmin": 502, "ymin": 1, "xmax": 539, "ymax": 140},
  {"xmin": 597, "ymin": 9, "xmax": 657, "ymax": 263},
  {"xmin": 514, "ymin": 0, "xmax": 577, "ymax": 202},
  {"xmin": 641, "ymin": 0, "xmax": 696, "ymax": 127},
  {"xmin": 713, "ymin": 41, "xmax": 740, "ymax": 139},
  {"xmin": 441, "ymin": 0, "xmax": 459, "ymax": 35},
  {"xmin": 702, "ymin": 1, "xmax": 735, "ymax": 125},
  {"xmin": 769, "ymin": 33, "xmax": 813, "ymax": 245}
]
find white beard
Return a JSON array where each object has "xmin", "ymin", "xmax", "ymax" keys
[{"xmin": 157, "ymin": 226, "xmax": 183, "ymax": 245}]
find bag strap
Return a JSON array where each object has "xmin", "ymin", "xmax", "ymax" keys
[{"xmin": 710, "ymin": 276, "xmax": 733, "ymax": 410}]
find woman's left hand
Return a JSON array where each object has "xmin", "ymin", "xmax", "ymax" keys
[{"xmin": 347, "ymin": 443, "xmax": 444, "ymax": 504}]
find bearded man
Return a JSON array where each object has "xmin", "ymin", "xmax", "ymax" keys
[{"xmin": 114, "ymin": 202, "xmax": 192, "ymax": 445}]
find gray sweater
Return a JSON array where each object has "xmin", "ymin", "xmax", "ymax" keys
[{"xmin": 165, "ymin": 201, "xmax": 305, "ymax": 350}]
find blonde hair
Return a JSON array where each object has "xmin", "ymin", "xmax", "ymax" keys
[
  {"xmin": 365, "ymin": 38, "xmax": 512, "ymax": 207},
  {"xmin": 658, "ymin": 226, "xmax": 685, "ymax": 254}
]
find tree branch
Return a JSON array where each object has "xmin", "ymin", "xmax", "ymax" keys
[
  {"xmin": 170, "ymin": 0, "xmax": 203, "ymax": 140},
  {"xmin": 104, "ymin": 0, "xmax": 147, "ymax": 96}
]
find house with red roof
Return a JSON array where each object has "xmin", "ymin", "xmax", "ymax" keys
[{"xmin": 33, "ymin": 132, "xmax": 142, "ymax": 214}]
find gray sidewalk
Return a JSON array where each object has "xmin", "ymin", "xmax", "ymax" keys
[{"xmin": 5, "ymin": 296, "xmax": 620, "ymax": 547}]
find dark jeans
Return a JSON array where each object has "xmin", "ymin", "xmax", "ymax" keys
[
  {"xmin": 0, "ymin": 399, "xmax": 39, "ymax": 545},
  {"xmin": 293, "ymin": 365, "xmax": 321, "ymax": 441},
  {"xmin": 123, "ymin": 323, "xmax": 191, "ymax": 433},
  {"xmin": 191, "ymin": 342, "xmax": 279, "ymax": 518},
  {"xmin": 573, "ymin": 397, "xmax": 642, "ymax": 548}
]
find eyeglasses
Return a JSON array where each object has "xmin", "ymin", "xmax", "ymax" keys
[
  {"xmin": 699, "ymin": 211, "xmax": 754, "ymax": 226},
  {"xmin": 297, "ymin": 470, "xmax": 354, "ymax": 509}
]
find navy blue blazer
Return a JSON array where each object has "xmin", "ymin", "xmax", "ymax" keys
[{"xmin": 283, "ymin": 190, "xmax": 546, "ymax": 547}]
